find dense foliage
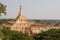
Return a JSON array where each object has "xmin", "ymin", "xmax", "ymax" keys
[
  {"xmin": 34, "ymin": 29, "xmax": 60, "ymax": 40},
  {"xmin": 0, "ymin": 28, "xmax": 34, "ymax": 40}
]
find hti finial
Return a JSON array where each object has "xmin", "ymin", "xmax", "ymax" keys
[{"xmin": 20, "ymin": 1, "xmax": 22, "ymax": 16}]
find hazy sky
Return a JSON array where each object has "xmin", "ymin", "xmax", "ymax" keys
[{"xmin": 0, "ymin": 0, "xmax": 60, "ymax": 19}]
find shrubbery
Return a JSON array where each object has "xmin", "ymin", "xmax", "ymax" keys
[
  {"xmin": 34, "ymin": 29, "xmax": 60, "ymax": 40},
  {"xmin": 0, "ymin": 28, "xmax": 34, "ymax": 40}
]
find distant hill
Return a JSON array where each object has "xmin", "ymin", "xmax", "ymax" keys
[
  {"xmin": 0, "ymin": 19, "xmax": 60, "ymax": 26},
  {"xmin": 0, "ymin": 19, "xmax": 14, "ymax": 24},
  {"xmin": 32, "ymin": 19, "xmax": 60, "ymax": 23}
]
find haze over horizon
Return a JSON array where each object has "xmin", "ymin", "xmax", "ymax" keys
[{"xmin": 0, "ymin": 0, "xmax": 60, "ymax": 20}]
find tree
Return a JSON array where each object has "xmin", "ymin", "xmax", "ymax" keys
[
  {"xmin": 0, "ymin": 29, "xmax": 4, "ymax": 40},
  {"xmin": 0, "ymin": 3, "xmax": 6, "ymax": 16},
  {"xmin": 34, "ymin": 29, "xmax": 60, "ymax": 40},
  {"xmin": 1, "ymin": 28, "xmax": 35, "ymax": 40}
]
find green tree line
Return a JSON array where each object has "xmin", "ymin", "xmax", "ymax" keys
[{"xmin": 0, "ymin": 28, "xmax": 34, "ymax": 40}]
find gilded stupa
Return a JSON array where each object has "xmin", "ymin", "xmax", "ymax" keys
[{"xmin": 11, "ymin": 4, "xmax": 34, "ymax": 34}]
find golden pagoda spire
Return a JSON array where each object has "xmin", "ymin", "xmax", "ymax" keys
[
  {"xmin": 19, "ymin": 3, "xmax": 22, "ymax": 16},
  {"xmin": 16, "ymin": 1, "xmax": 26, "ymax": 20},
  {"xmin": 17, "ymin": 3, "xmax": 25, "ymax": 20}
]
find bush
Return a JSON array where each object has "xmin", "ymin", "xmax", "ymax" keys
[{"xmin": 34, "ymin": 29, "xmax": 60, "ymax": 40}]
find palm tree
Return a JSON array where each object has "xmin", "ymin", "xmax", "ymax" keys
[{"xmin": 0, "ymin": 3, "xmax": 6, "ymax": 16}]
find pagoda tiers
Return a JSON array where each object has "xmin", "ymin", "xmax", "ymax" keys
[{"xmin": 11, "ymin": 4, "xmax": 34, "ymax": 34}]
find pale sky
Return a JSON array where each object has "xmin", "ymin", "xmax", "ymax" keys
[{"xmin": 0, "ymin": 0, "xmax": 60, "ymax": 20}]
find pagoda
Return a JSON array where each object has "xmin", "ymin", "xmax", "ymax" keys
[{"xmin": 11, "ymin": 4, "xmax": 33, "ymax": 34}]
